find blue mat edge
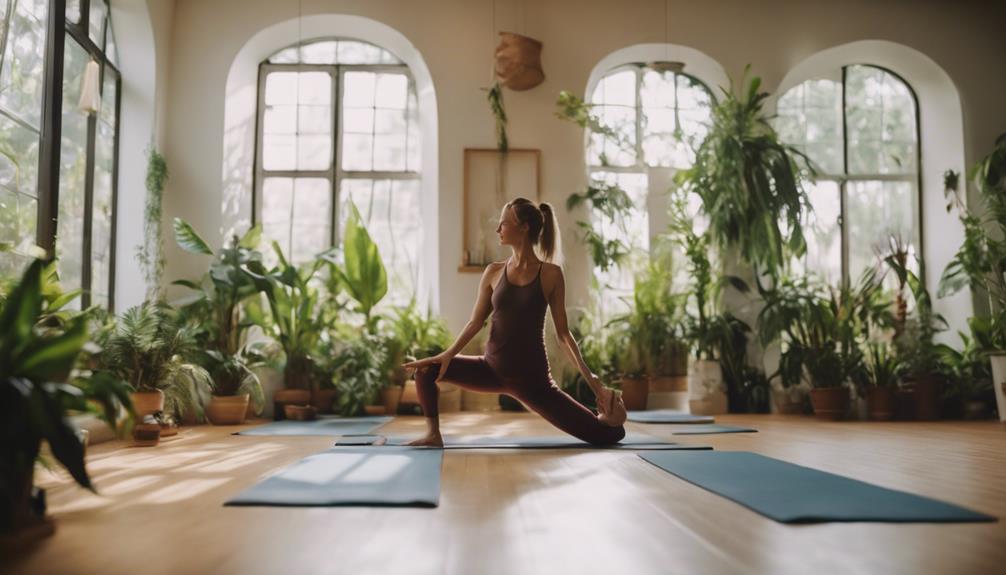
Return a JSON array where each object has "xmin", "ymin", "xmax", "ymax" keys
[{"xmin": 638, "ymin": 451, "xmax": 997, "ymax": 524}]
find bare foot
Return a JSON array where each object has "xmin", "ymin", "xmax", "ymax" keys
[
  {"xmin": 406, "ymin": 433, "xmax": 444, "ymax": 447},
  {"xmin": 597, "ymin": 388, "xmax": 627, "ymax": 427}
]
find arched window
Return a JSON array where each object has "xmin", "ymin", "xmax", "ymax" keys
[
  {"xmin": 776, "ymin": 64, "xmax": 920, "ymax": 283},
  {"xmin": 586, "ymin": 64, "xmax": 713, "ymax": 313},
  {"xmin": 254, "ymin": 37, "xmax": 420, "ymax": 305},
  {"xmin": 0, "ymin": 0, "xmax": 120, "ymax": 309}
]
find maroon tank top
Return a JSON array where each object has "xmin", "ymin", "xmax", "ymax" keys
[{"xmin": 485, "ymin": 260, "xmax": 550, "ymax": 378}]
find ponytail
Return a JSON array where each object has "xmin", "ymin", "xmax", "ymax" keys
[{"xmin": 538, "ymin": 202, "xmax": 562, "ymax": 265}]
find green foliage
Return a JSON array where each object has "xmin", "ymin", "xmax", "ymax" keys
[
  {"xmin": 377, "ymin": 299, "xmax": 452, "ymax": 387},
  {"xmin": 332, "ymin": 335, "xmax": 385, "ymax": 416},
  {"xmin": 243, "ymin": 242, "xmax": 326, "ymax": 390},
  {"xmin": 937, "ymin": 320, "xmax": 994, "ymax": 404},
  {"xmin": 485, "ymin": 82, "xmax": 508, "ymax": 152},
  {"xmin": 675, "ymin": 67, "xmax": 812, "ymax": 276},
  {"xmin": 324, "ymin": 202, "xmax": 388, "ymax": 333},
  {"xmin": 136, "ymin": 147, "xmax": 169, "ymax": 299},
  {"xmin": 555, "ymin": 90, "xmax": 630, "ymax": 151},
  {"xmin": 94, "ymin": 301, "xmax": 213, "ymax": 421},
  {"xmin": 758, "ymin": 269, "xmax": 892, "ymax": 389},
  {"xmin": 566, "ymin": 183, "xmax": 635, "ymax": 273},
  {"xmin": 860, "ymin": 343, "xmax": 901, "ymax": 395},
  {"xmin": 883, "ymin": 236, "xmax": 946, "ymax": 377},
  {"xmin": 172, "ymin": 220, "xmax": 267, "ymax": 412},
  {"xmin": 2, "ymin": 260, "xmax": 131, "ymax": 532},
  {"xmin": 940, "ymin": 132, "xmax": 1006, "ymax": 342}
]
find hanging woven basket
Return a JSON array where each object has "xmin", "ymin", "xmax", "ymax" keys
[{"xmin": 494, "ymin": 31, "xmax": 545, "ymax": 91}]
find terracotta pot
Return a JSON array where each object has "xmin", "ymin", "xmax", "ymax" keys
[
  {"xmin": 284, "ymin": 404, "xmax": 317, "ymax": 421},
  {"xmin": 620, "ymin": 376, "xmax": 648, "ymax": 411},
  {"xmin": 382, "ymin": 386, "xmax": 403, "ymax": 416},
  {"xmin": 312, "ymin": 389, "xmax": 339, "ymax": 414},
  {"xmin": 462, "ymin": 389, "xmax": 501, "ymax": 411},
  {"xmin": 130, "ymin": 390, "xmax": 165, "ymax": 418},
  {"xmin": 272, "ymin": 389, "xmax": 311, "ymax": 421},
  {"xmin": 132, "ymin": 423, "xmax": 161, "ymax": 447},
  {"xmin": 866, "ymin": 387, "xmax": 896, "ymax": 421},
  {"xmin": 809, "ymin": 386, "xmax": 849, "ymax": 421},
  {"xmin": 895, "ymin": 388, "xmax": 916, "ymax": 420},
  {"xmin": 206, "ymin": 394, "xmax": 250, "ymax": 425},
  {"xmin": 363, "ymin": 405, "xmax": 386, "ymax": 416}
]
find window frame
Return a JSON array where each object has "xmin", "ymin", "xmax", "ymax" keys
[
  {"xmin": 786, "ymin": 63, "xmax": 923, "ymax": 285},
  {"xmin": 253, "ymin": 57, "xmax": 420, "ymax": 253},
  {"xmin": 29, "ymin": 0, "xmax": 121, "ymax": 309}
]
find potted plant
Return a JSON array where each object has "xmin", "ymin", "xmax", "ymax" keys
[
  {"xmin": 95, "ymin": 301, "xmax": 213, "ymax": 423},
  {"xmin": 667, "ymin": 193, "xmax": 750, "ymax": 414},
  {"xmin": 940, "ymin": 132, "xmax": 1006, "ymax": 422},
  {"xmin": 859, "ymin": 343, "xmax": 900, "ymax": 421},
  {"xmin": 674, "ymin": 67, "xmax": 812, "ymax": 278},
  {"xmin": 610, "ymin": 321, "xmax": 649, "ymax": 411},
  {"xmin": 331, "ymin": 335, "xmax": 385, "ymax": 416},
  {"xmin": 758, "ymin": 270, "xmax": 890, "ymax": 421},
  {"xmin": 1, "ymin": 260, "xmax": 132, "ymax": 541},
  {"xmin": 938, "ymin": 323, "xmax": 995, "ymax": 420},
  {"xmin": 172, "ymin": 219, "xmax": 267, "ymax": 425},
  {"xmin": 380, "ymin": 299, "xmax": 452, "ymax": 415},
  {"xmin": 884, "ymin": 237, "xmax": 948, "ymax": 420},
  {"xmin": 243, "ymin": 241, "xmax": 326, "ymax": 420}
]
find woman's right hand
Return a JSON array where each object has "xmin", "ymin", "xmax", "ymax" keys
[{"xmin": 403, "ymin": 352, "xmax": 454, "ymax": 383}]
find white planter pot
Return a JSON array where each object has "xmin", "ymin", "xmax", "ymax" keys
[
  {"xmin": 989, "ymin": 353, "xmax": 1006, "ymax": 423},
  {"xmin": 688, "ymin": 359, "xmax": 726, "ymax": 415}
]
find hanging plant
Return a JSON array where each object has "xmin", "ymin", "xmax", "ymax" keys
[
  {"xmin": 136, "ymin": 147, "xmax": 169, "ymax": 300},
  {"xmin": 675, "ymin": 66, "xmax": 813, "ymax": 277},
  {"xmin": 485, "ymin": 82, "xmax": 508, "ymax": 152}
]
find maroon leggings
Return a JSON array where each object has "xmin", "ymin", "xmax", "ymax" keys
[{"xmin": 414, "ymin": 355, "xmax": 625, "ymax": 446}]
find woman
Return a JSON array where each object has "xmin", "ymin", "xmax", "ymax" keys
[{"xmin": 402, "ymin": 197, "xmax": 627, "ymax": 447}]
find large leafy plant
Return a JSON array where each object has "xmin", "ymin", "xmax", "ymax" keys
[
  {"xmin": 324, "ymin": 202, "xmax": 388, "ymax": 334},
  {"xmin": 243, "ymin": 242, "xmax": 326, "ymax": 391},
  {"xmin": 1, "ymin": 260, "xmax": 131, "ymax": 534},
  {"xmin": 940, "ymin": 132, "xmax": 1006, "ymax": 344},
  {"xmin": 172, "ymin": 219, "xmax": 266, "ymax": 411},
  {"xmin": 884, "ymin": 236, "xmax": 947, "ymax": 378},
  {"xmin": 331, "ymin": 335, "xmax": 385, "ymax": 416},
  {"xmin": 675, "ymin": 67, "xmax": 812, "ymax": 276},
  {"xmin": 95, "ymin": 301, "xmax": 213, "ymax": 421}
]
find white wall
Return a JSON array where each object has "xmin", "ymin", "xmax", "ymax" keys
[
  {"xmin": 154, "ymin": 0, "xmax": 1006, "ymax": 336},
  {"xmin": 110, "ymin": 0, "xmax": 172, "ymax": 312}
]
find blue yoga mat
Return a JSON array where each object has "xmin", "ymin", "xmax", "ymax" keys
[
  {"xmin": 233, "ymin": 415, "xmax": 393, "ymax": 437},
  {"xmin": 627, "ymin": 410, "xmax": 714, "ymax": 424},
  {"xmin": 640, "ymin": 451, "xmax": 997, "ymax": 523},
  {"xmin": 334, "ymin": 432, "xmax": 712, "ymax": 450},
  {"xmin": 224, "ymin": 446, "xmax": 442, "ymax": 507},
  {"xmin": 667, "ymin": 424, "xmax": 757, "ymax": 435}
]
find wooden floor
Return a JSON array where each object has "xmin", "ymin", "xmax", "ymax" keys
[{"xmin": 5, "ymin": 413, "xmax": 1005, "ymax": 575}]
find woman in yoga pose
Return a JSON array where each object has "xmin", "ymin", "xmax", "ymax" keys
[{"xmin": 401, "ymin": 197, "xmax": 627, "ymax": 447}]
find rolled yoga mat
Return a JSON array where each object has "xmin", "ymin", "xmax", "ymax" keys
[
  {"xmin": 627, "ymin": 410, "xmax": 714, "ymax": 424},
  {"xmin": 333, "ymin": 432, "xmax": 712, "ymax": 450},
  {"xmin": 225, "ymin": 446, "xmax": 442, "ymax": 507},
  {"xmin": 233, "ymin": 415, "xmax": 393, "ymax": 437},
  {"xmin": 639, "ymin": 451, "xmax": 997, "ymax": 523}
]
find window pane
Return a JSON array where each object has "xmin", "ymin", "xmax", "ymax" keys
[
  {"xmin": 66, "ymin": 0, "xmax": 81, "ymax": 23},
  {"xmin": 56, "ymin": 37, "xmax": 91, "ymax": 299},
  {"xmin": 99, "ymin": 66, "xmax": 117, "ymax": 127},
  {"xmin": 0, "ymin": 0, "xmax": 49, "ymax": 128},
  {"xmin": 105, "ymin": 17, "xmax": 118, "ymax": 66},
  {"xmin": 336, "ymin": 41, "xmax": 386, "ymax": 65},
  {"xmin": 776, "ymin": 77, "xmax": 843, "ymax": 175},
  {"xmin": 261, "ymin": 177, "xmax": 331, "ymax": 265},
  {"xmin": 300, "ymin": 40, "xmax": 337, "ymax": 64},
  {"xmin": 91, "ymin": 119, "xmax": 115, "ymax": 305},
  {"xmin": 406, "ymin": 89, "xmax": 420, "ymax": 171},
  {"xmin": 588, "ymin": 69, "xmax": 637, "ymax": 167},
  {"xmin": 88, "ymin": 0, "xmax": 106, "ymax": 46},
  {"xmin": 339, "ymin": 178, "xmax": 420, "ymax": 305},
  {"xmin": 847, "ymin": 65, "xmax": 917, "ymax": 176},
  {"xmin": 588, "ymin": 171, "xmax": 648, "ymax": 317},
  {"xmin": 796, "ymin": 180, "xmax": 841, "ymax": 282},
  {"xmin": 847, "ymin": 179, "xmax": 917, "ymax": 281},
  {"xmin": 0, "ymin": 113, "xmax": 40, "ymax": 198},
  {"xmin": 263, "ymin": 71, "xmax": 332, "ymax": 171}
]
